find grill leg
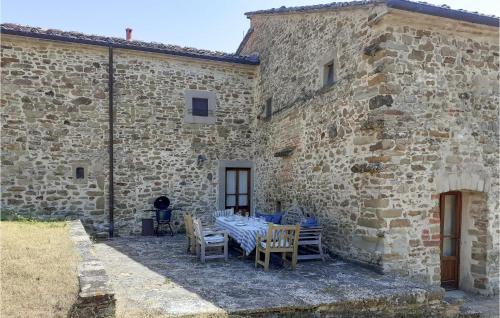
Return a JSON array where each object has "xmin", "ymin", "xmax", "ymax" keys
[{"xmin": 168, "ymin": 223, "xmax": 174, "ymax": 236}]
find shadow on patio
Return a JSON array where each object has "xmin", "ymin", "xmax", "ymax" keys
[{"xmin": 94, "ymin": 236, "xmax": 445, "ymax": 317}]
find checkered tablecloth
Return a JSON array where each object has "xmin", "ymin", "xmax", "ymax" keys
[{"xmin": 215, "ymin": 216, "xmax": 268, "ymax": 255}]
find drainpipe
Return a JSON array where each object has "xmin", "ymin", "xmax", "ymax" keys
[{"xmin": 108, "ymin": 46, "xmax": 115, "ymax": 237}]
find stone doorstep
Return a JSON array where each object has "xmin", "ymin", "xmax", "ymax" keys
[{"xmin": 68, "ymin": 220, "xmax": 116, "ymax": 318}]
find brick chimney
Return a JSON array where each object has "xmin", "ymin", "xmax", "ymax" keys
[{"xmin": 125, "ymin": 28, "xmax": 133, "ymax": 41}]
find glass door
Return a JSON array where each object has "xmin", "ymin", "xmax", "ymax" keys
[
  {"xmin": 440, "ymin": 191, "xmax": 462, "ymax": 289},
  {"xmin": 225, "ymin": 168, "xmax": 250, "ymax": 214}
]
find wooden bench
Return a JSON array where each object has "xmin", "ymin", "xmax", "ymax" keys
[{"xmin": 297, "ymin": 226, "xmax": 325, "ymax": 261}]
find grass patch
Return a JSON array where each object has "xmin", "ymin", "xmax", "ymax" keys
[{"xmin": 1, "ymin": 221, "xmax": 79, "ymax": 318}]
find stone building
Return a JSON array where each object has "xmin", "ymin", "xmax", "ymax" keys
[{"xmin": 1, "ymin": 0, "xmax": 498, "ymax": 295}]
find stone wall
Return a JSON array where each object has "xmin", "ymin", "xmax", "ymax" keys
[
  {"xmin": 68, "ymin": 220, "xmax": 115, "ymax": 318},
  {"xmin": 112, "ymin": 49, "xmax": 256, "ymax": 234},
  {"xmin": 241, "ymin": 4, "xmax": 391, "ymax": 264},
  {"xmin": 1, "ymin": 35, "xmax": 257, "ymax": 235},
  {"xmin": 241, "ymin": 6, "xmax": 499, "ymax": 293},
  {"xmin": 372, "ymin": 11, "xmax": 499, "ymax": 294},
  {"xmin": 460, "ymin": 192, "xmax": 491, "ymax": 293},
  {"xmin": 1, "ymin": 36, "xmax": 110, "ymax": 232}
]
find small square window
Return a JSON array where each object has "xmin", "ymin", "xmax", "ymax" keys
[
  {"xmin": 184, "ymin": 90, "xmax": 216, "ymax": 124},
  {"xmin": 75, "ymin": 167, "xmax": 85, "ymax": 179},
  {"xmin": 192, "ymin": 98, "xmax": 209, "ymax": 117},
  {"xmin": 324, "ymin": 61, "xmax": 335, "ymax": 86}
]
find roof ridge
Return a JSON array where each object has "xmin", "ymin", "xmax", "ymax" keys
[
  {"xmin": 245, "ymin": 0, "xmax": 383, "ymax": 17},
  {"xmin": 0, "ymin": 23, "xmax": 260, "ymax": 65}
]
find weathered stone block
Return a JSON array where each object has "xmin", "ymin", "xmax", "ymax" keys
[
  {"xmin": 364, "ymin": 199, "xmax": 389, "ymax": 208},
  {"xmin": 390, "ymin": 219, "xmax": 411, "ymax": 228},
  {"xmin": 357, "ymin": 217, "xmax": 386, "ymax": 229},
  {"xmin": 369, "ymin": 95, "xmax": 393, "ymax": 109}
]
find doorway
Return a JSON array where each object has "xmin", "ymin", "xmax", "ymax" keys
[
  {"xmin": 440, "ymin": 191, "xmax": 462, "ymax": 289},
  {"xmin": 225, "ymin": 168, "xmax": 251, "ymax": 214}
]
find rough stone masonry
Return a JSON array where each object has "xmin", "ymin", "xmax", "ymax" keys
[{"xmin": 1, "ymin": 0, "xmax": 498, "ymax": 296}]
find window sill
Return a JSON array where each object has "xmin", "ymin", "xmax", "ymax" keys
[
  {"xmin": 319, "ymin": 82, "xmax": 338, "ymax": 94},
  {"xmin": 184, "ymin": 115, "xmax": 216, "ymax": 124}
]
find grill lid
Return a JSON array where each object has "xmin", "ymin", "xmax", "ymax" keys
[{"xmin": 154, "ymin": 196, "xmax": 170, "ymax": 210}]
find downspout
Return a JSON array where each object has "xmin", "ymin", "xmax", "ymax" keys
[{"xmin": 108, "ymin": 46, "xmax": 115, "ymax": 237}]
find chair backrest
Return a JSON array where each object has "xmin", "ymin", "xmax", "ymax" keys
[
  {"xmin": 265, "ymin": 224, "xmax": 300, "ymax": 250},
  {"xmin": 213, "ymin": 208, "xmax": 234, "ymax": 219},
  {"xmin": 184, "ymin": 213, "xmax": 194, "ymax": 237},
  {"xmin": 299, "ymin": 226, "xmax": 322, "ymax": 241}
]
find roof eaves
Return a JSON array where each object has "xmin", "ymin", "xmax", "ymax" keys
[
  {"xmin": 244, "ymin": 0, "xmax": 499, "ymax": 28},
  {"xmin": 1, "ymin": 25, "xmax": 260, "ymax": 65},
  {"xmin": 387, "ymin": 0, "xmax": 499, "ymax": 27}
]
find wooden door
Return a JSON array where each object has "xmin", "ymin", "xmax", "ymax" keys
[
  {"xmin": 225, "ymin": 168, "xmax": 251, "ymax": 214},
  {"xmin": 440, "ymin": 191, "xmax": 462, "ymax": 289}
]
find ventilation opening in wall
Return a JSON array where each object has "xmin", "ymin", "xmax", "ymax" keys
[
  {"xmin": 265, "ymin": 97, "xmax": 272, "ymax": 120},
  {"xmin": 323, "ymin": 60, "xmax": 335, "ymax": 87},
  {"xmin": 75, "ymin": 167, "xmax": 85, "ymax": 179}
]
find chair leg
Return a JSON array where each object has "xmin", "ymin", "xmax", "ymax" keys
[
  {"xmin": 319, "ymin": 242, "xmax": 325, "ymax": 261},
  {"xmin": 224, "ymin": 243, "xmax": 228, "ymax": 262},
  {"xmin": 191, "ymin": 239, "xmax": 197, "ymax": 255},
  {"xmin": 255, "ymin": 249, "xmax": 259, "ymax": 268},
  {"xmin": 200, "ymin": 244, "xmax": 206, "ymax": 263},
  {"xmin": 264, "ymin": 251, "xmax": 270, "ymax": 272},
  {"xmin": 291, "ymin": 250, "xmax": 298, "ymax": 270}
]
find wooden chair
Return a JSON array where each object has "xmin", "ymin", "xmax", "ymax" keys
[
  {"xmin": 255, "ymin": 224, "xmax": 300, "ymax": 272},
  {"xmin": 183, "ymin": 213, "xmax": 196, "ymax": 254},
  {"xmin": 296, "ymin": 226, "xmax": 325, "ymax": 261},
  {"xmin": 193, "ymin": 218, "xmax": 228, "ymax": 263}
]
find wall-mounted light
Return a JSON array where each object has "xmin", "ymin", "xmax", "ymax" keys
[{"xmin": 197, "ymin": 154, "xmax": 207, "ymax": 166}]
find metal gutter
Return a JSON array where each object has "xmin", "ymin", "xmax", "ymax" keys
[
  {"xmin": 1, "ymin": 28, "xmax": 260, "ymax": 65},
  {"xmin": 108, "ymin": 47, "xmax": 115, "ymax": 238},
  {"xmin": 387, "ymin": 0, "xmax": 499, "ymax": 27}
]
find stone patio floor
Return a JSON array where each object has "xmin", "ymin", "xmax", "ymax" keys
[
  {"xmin": 444, "ymin": 290, "xmax": 499, "ymax": 317},
  {"xmin": 94, "ymin": 236, "xmax": 445, "ymax": 317}
]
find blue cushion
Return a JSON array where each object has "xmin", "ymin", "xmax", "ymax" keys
[
  {"xmin": 256, "ymin": 211, "xmax": 281, "ymax": 224},
  {"xmin": 301, "ymin": 217, "xmax": 319, "ymax": 228},
  {"xmin": 271, "ymin": 213, "xmax": 283, "ymax": 224}
]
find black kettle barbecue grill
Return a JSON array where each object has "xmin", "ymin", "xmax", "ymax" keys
[{"xmin": 144, "ymin": 196, "xmax": 174, "ymax": 236}]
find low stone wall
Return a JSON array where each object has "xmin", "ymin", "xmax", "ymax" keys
[{"xmin": 68, "ymin": 220, "xmax": 115, "ymax": 318}]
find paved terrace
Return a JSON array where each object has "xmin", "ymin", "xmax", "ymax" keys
[{"xmin": 94, "ymin": 236, "xmax": 445, "ymax": 317}]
